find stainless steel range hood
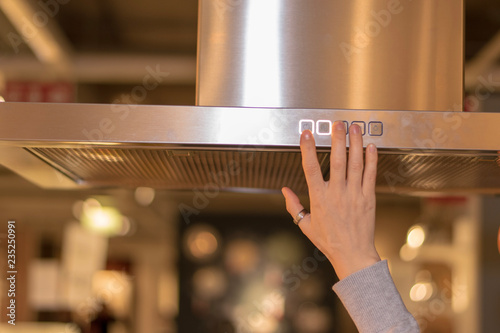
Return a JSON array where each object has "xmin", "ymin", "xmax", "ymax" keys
[{"xmin": 1, "ymin": 0, "xmax": 500, "ymax": 194}]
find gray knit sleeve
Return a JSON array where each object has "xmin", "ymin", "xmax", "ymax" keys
[{"xmin": 332, "ymin": 260, "xmax": 420, "ymax": 333}]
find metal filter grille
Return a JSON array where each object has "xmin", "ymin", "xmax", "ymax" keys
[
  {"xmin": 27, "ymin": 147, "xmax": 329, "ymax": 193},
  {"xmin": 376, "ymin": 153, "xmax": 500, "ymax": 192},
  {"xmin": 27, "ymin": 147, "xmax": 500, "ymax": 193}
]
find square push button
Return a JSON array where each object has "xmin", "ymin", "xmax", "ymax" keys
[
  {"xmin": 317, "ymin": 120, "xmax": 332, "ymax": 135},
  {"xmin": 351, "ymin": 121, "xmax": 366, "ymax": 135},
  {"xmin": 299, "ymin": 119, "xmax": 314, "ymax": 134},
  {"xmin": 368, "ymin": 121, "xmax": 383, "ymax": 136}
]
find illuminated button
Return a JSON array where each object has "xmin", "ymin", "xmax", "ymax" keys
[
  {"xmin": 368, "ymin": 121, "xmax": 383, "ymax": 136},
  {"xmin": 299, "ymin": 119, "xmax": 314, "ymax": 134},
  {"xmin": 316, "ymin": 120, "xmax": 332, "ymax": 135},
  {"xmin": 351, "ymin": 121, "xmax": 366, "ymax": 135}
]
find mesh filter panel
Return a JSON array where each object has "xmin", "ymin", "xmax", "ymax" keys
[
  {"xmin": 27, "ymin": 147, "xmax": 500, "ymax": 193},
  {"xmin": 28, "ymin": 147, "xmax": 329, "ymax": 193},
  {"xmin": 376, "ymin": 153, "xmax": 500, "ymax": 192}
]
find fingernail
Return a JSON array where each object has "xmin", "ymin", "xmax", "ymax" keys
[
  {"xmin": 368, "ymin": 143, "xmax": 377, "ymax": 152},
  {"xmin": 302, "ymin": 130, "xmax": 312, "ymax": 140},
  {"xmin": 351, "ymin": 124, "xmax": 360, "ymax": 134},
  {"xmin": 334, "ymin": 121, "xmax": 345, "ymax": 131}
]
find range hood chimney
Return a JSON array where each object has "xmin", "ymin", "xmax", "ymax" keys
[
  {"xmin": 1, "ymin": 0, "xmax": 500, "ymax": 194},
  {"xmin": 197, "ymin": 0, "xmax": 462, "ymax": 110}
]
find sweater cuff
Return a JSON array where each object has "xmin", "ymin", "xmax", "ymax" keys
[{"xmin": 332, "ymin": 260, "xmax": 418, "ymax": 333}]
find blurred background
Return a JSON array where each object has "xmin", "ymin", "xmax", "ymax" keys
[{"xmin": 0, "ymin": 0, "xmax": 499, "ymax": 332}]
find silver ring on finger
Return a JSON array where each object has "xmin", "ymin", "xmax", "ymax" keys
[{"xmin": 294, "ymin": 209, "xmax": 309, "ymax": 225}]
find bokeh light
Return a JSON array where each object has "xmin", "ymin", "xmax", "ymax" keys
[
  {"xmin": 192, "ymin": 267, "xmax": 227, "ymax": 300},
  {"xmin": 134, "ymin": 187, "xmax": 156, "ymax": 206},
  {"xmin": 118, "ymin": 216, "xmax": 133, "ymax": 236},
  {"xmin": 224, "ymin": 238, "xmax": 260, "ymax": 274},
  {"xmin": 399, "ymin": 243, "xmax": 418, "ymax": 261},
  {"xmin": 83, "ymin": 197, "xmax": 102, "ymax": 212},
  {"xmin": 184, "ymin": 224, "xmax": 220, "ymax": 261},
  {"xmin": 81, "ymin": 206, "xmax": 123, "ymax": 236},
  {"xmin": 407, "ymin": 225, "xmax": 426, "ymax": 248},
  {"xmin": 92, "ymin": 270, "xmax": 133, "ymax": 318},
  {"xmin": 233, "ymin": 283, "xmax": 285, "ymax": 333},
  {"xmin": 410, "ymin": 282, "xmax": 434, "ymax": 302},
  {"xmin": 294, "ymin": 302, "xmax": 332, "ymax": 333}
]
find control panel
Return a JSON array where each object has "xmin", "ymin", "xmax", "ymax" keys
[{"xmin": 299, "ymin": 119, "xmax": 383, "ymax": 136}]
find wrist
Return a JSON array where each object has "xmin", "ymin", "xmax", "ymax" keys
[{"xmin": 330, "ymin": 252, "xmax": 381, "ymax": 281}]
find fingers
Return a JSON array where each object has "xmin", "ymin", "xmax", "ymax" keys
[
  {"xmin": 330, "ymin": 121, "xmax": 347, "ymax": 187},
  {"xmin": 347, "ymin": 124, "xmax": 364, "ymax": 190},
  {"xmin": 363, "ymin": 144, "xmax": 378, "ymax": 196},
  {"xmin": 299, "ymin": 123, "xmax": 378, "ymax": 197},
  {"xmin": 300, "ymin": 130, "xmax": 324, "ymax": 190},
  {"xmin": 281, "ymin": 187, "xmax": 311, "ymax": 229}
]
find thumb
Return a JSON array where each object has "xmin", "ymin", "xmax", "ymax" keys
[{"xmin": 282, "ymin": 187, "xmax": 311, "ymax": 229}]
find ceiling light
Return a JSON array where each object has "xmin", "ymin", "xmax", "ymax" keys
[{"xmin": 0, "ymin": 0, "xmax": 71, "ymax": 66}]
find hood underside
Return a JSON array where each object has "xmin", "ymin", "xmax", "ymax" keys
[{"xmin": 24, "ymin": 146, "xmax": 500, "ymax": 194}]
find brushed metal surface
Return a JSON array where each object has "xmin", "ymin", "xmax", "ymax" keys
[
  {"xmin": 1, "ymin": 103, "xmax": 499, "ymax": 191},
  {"xmin": 0, "ymin": 103, "xmax": 499, "ymax": 151},
  {"xmin": 197, "ymin": 0, "xmax": 463, "ymax": 111}
]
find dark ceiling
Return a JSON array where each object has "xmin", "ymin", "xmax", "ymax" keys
[
  {"xmin": 55, "ymin": 0, "xmax": 199, "ymax": 55},
  {"xmin": 0, "ymin": 1, "xmax": 499, "ymax": 59},
  {"xmin": 466, "ymin": 0, "xmax": 500, "ymax": 59}
]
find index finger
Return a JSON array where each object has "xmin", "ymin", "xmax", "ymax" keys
[{"xmin": 300, "ymin": 130, "xmax": 324, "ymax": 190}]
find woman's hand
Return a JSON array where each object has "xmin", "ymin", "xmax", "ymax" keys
[{"xmin": 282, "ymin": 121, "xmax": 381, "ymax": 280}]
